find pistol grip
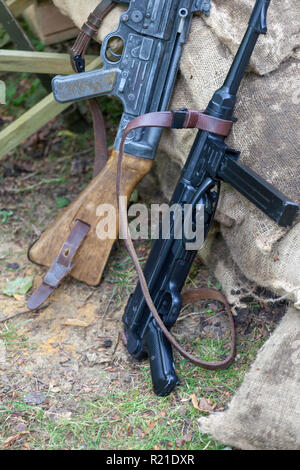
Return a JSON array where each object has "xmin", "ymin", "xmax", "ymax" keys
[
  {"xmin": 52, "ymin": 69, "xmax": 118, "ymax": 103},
  {"xmin": 145, "ymin": 318, "xmax": 179, "ymax": 397},
  {"xmin": 28, "ymin": 149, "xmax": 153, "ymax": 286}
]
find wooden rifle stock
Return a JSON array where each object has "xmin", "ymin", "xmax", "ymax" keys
[{"xmin": 29, "ymin": 149, "xmax": 153, "ymax": 286}]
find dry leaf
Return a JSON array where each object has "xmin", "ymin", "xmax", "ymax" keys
[
  {"xmin": 23, "ymin": 392, "xmax": 46, "ymax": 405},
  {"xmin": 148, "ymin": 418, "xmax": 159, "ymax": 432},
  {"xmin": 191, "ymin": 393, "xmax": 200, "ymax": 410},
  {"xmin": 175, "ymin": 432, "xmax": 192, "ymax": 448},
  {"xmin": 199, "ymin": 398, "xmax": 216, "ymax": 412},
  {"xmin": 13, "ymin": 294, "xmax": 25, "ymax": 305},
  {"xmin": 192, "ymin": 394, "xmax": 216, "ymax": 412},
  {"xmin": 58, "ymin": 411, "xmax": 72, "ymax": 421},
  {"xmin": 63, "ymin": 319, "xmax": 90, "ymax": 327},
  {"xmin": 2, "ymin": 432, "xmax": 29, "ymax": 449}
]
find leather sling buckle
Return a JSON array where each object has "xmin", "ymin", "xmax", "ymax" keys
[{"xmin": 28, "ymin": 220, "xmax": 90, "ymax": 310}]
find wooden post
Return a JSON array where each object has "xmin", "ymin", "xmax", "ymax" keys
[
  {"xmin": 0, "ymin": 0, "xmax": 52, "ymax": 90},
  {"xmin": 0, "ymin": 57, "xmax": 102, "ymax": 159},
  {"xmin": 23, "ymin": 0, "xmax": 79, "ymax": 46},
  {"xmin": 0, "ymin": 93, "xmax": 69, "ymax": 159},
  {"xmin": 0, "ymin": 50, "xmax": 100, "ymax": 74},
  {"xmin": 6, "ymin": 0, "xmax": 34, "ymax": 17}
]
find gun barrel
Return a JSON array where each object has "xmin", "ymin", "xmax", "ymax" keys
[
  {"xmin": 206, "ymin": 0, "xmax": 272, "ymax": 120},
  {"xmin": 249, "ymin": 0, "xmax": 271, "ymax": 33},
  {"xmin": 224, "ymin": 0, "xmax": 271, "ymax": 95}
]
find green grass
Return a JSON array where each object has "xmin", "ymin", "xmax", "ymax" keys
[
  {"xmin": 0, "ymin": 320, "xmax": 32, "ymax": 349},
  {"xmin": 0, "ymin": 210, "xmax": 14, "ymax": 224},
  {"xmin": 106, "ymin": 251, "xmax": 148, "ymax": 305},
  {"xmin": 0, "ymin": 315, "xmax": 264, "ymax": 450},
  {"xmin": 0, "ymin": 389, "xmax": 227, "ymax": 450},
  {"xmin": 3, "ymin": 72, "xmax": 47, "ymax": 118}
]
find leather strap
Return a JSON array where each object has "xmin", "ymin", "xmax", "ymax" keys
[
  {"xmin": 28, "ymin": 221, "xmax": 90, "ymax": 310},
  {"xmin": 70, "ymin": 0, "xmax": 116, "ymax": 73},
  {"xmin": 119, "ymin": 109, "xmax": 233, "ymax": 138},
  {"xmin": 88, "ymin": 98, "xmax": 109, "ymax": 177},
  {"xmin": 70, "ymin": 0, "xmax": 118, "ymax": 176},
  {"xmin": 180, "ymin": 288, "xmax": 235, "ymax": 369},
  {"xmin": 117, "ymin": 110, "xmax": 236, "ymax": 370}
]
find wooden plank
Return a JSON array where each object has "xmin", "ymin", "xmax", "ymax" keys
[
  {"xmin": 0, "ymin": 93, "xmax": 69, "ymax": 159},
  {"xmin": 0, "ymin": 0, "xmax": 37, "ymax": 50},
  {"xmin": 0, "ymin": 50, "xmax": 101, "ymax": 74},
  {"xmin": 0, "ymin": 57, "xmax": 103, "ymax": 159},
  {"xmin": 0, "ymin": 0, "xmax": 52, "ymax": 91},
  {"xmin": 35, "ymin": 0, "xmax": 76, "ymax": 37},
  {"xmin": 23, "ymin": 0, "xmax": 78, "ymax": 46},
  {"xmin": 6, "ymin": 0, "xmax": 34, "ymax": 17},
  {"xmin": 38, "ymin": 27, "xmax": 79, "ymax": 46}
]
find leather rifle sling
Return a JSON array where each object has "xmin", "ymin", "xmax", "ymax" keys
[
  {"xmin": 117, "ymin": 110, "xmax": 236, "ymax": 370},
  {"xmin": 28, "ymin": 221, "xmax": 90, "ymax": 310},
  {"xmin": 71, "ymin": 0, "xmax": 118, "ymax": 177},
  {"xmin": 27, "ymin": 1, "xmax": 116, "ymax": 310}
]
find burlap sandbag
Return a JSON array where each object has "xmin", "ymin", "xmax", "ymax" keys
[
  {"xmin": 52, "ymin": 0, "xmax": 300, "ymax": 308},
  {"xmin": 52, "ymin": 0, "xmax": 124, "ymax": 39},
  {"xmin": 198, "ymin": 306, "xmax": 300, "ymax": 450}
]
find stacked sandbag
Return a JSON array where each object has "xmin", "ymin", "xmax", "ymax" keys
[{"xmin": 197, "ymin": 306, "xmax": 300, "ymax": 450}]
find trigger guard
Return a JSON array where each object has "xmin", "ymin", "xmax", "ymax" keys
[
  {"xmin": 107, "ymin": 47, "xmax": 122, "ymax": 60},
  {"xmin": 100, "ymin": 31, "xmax": 125, "ymax": 65}
]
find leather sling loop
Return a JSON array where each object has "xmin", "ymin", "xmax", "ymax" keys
[
  {"xmin": 88, "ymin": 98, "xmax": 108, "ymax": 177},
  {"xmin": 117, "ymin": 110, "xmax": 236, "ymax": 370},
  {"xmin": 70, "ymin": 0, "xmax": 116, "ymax": 72},
  {"xmin": 70, "ymin": 0, "xmax": 117, "ymax": 176},
  {"xmin": 28, "ymin": 220, "xmax": 90, "ymax": 310}
]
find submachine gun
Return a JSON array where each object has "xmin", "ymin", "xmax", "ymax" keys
[{"xmin": 121, "ymin": 0, "xmax": 299, "ymax": 396}]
